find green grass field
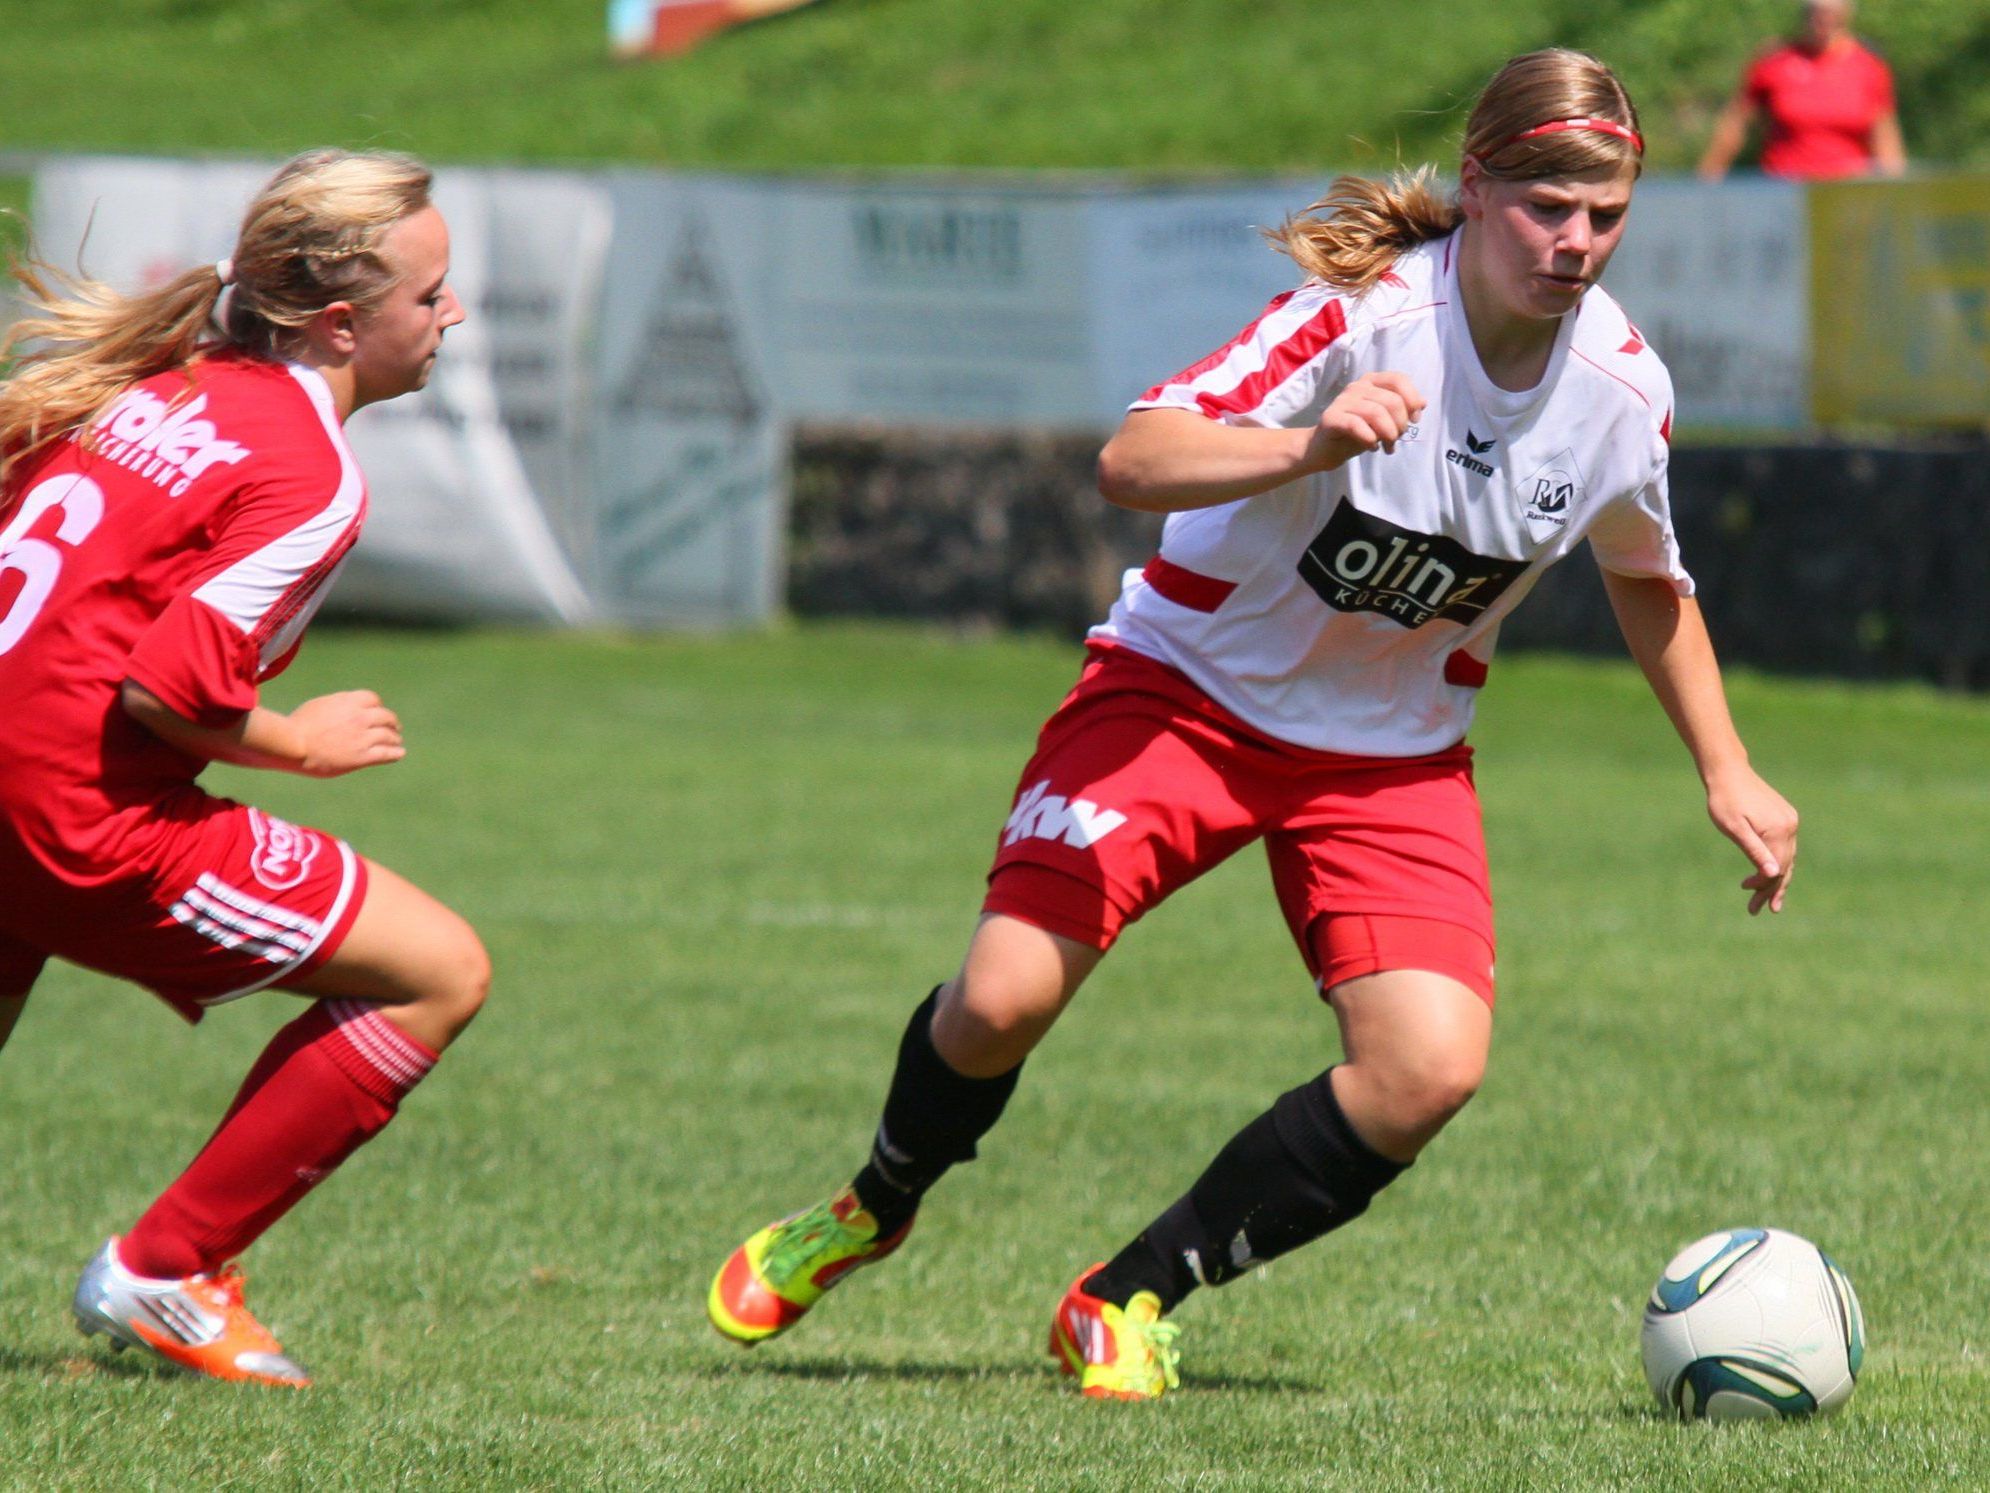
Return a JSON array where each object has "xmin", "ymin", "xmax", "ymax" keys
[
  {"xmin": 0, "ymin": 622, "xmax": 1987, "ymax": 1488},
  {"xmin": 3, "ymin": 1, "xmax": 1988, "ymax": 173}
]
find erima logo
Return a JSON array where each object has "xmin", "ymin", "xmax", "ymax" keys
[
  {"xmin": 1297, "ymin": 502, "xmax": 1529, "ymax": 629},
  {"xmin": 1002, "ymin": 780, "xmax": 1127, "ymax": 850},
  {"xmin": 1445, "ymin": 428, "xmax": 1496, "ymax": 478},
  {"xmin": 91, "ymin": 390, "xmax": 251, "ymax": 497}
]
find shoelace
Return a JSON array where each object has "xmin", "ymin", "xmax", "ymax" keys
[
  {"xmin": 197, "ymin": 1265, "xmax": 248, "ymax": 1311},
  {"xmin": 759, "ymin": 1205, "xmax": 870, "ymax": 1290},
  {"xmin": 1133, "ymin": 1318, "xmax": 1183, "ymax": 1392}
]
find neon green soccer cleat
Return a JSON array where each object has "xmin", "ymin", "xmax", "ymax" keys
[
  {"xmin": 1047, "ymin": 1265, "xmax": 1182, "ymax": 1400},
  {"xmin": 708, "ymin": 1186, "xmax": 911, "ymax": 1346}
]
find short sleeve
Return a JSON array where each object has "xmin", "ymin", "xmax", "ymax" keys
[
  {"xmin": 1743, "ymin": 51, "xmax": 1776, "ymax": 109},
  {"xmin": 1587, "ymin": 444, "xmax": 1695, "ymax": 597},
  {"xmin": 1869, "ymin": 52, "xmax": 1896, "ymax": 114},
  {"xmin": 124, "ymin": 450, "xmax": 364, "ymax": 728},
  {"xmin": 1130, "ymin": 283, "xmax": 1352, "ymax": 429}
]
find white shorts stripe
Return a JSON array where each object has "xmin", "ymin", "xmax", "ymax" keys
[
  {"xmin": 168, "ymin": 901, "xmax": 295, "ymax": 965},
  {"xmin": 180, "ymin": 885, "xmax": 314, "ymax": 955},
  {"xmin": 193, "ymin": 872, "xmax": 323, "ymax": 938}
]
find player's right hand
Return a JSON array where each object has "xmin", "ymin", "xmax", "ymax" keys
[
  {"xmin": 1305, "ymin": 372, "xmax": 1426, "ymax": 472},
  {"xmin": 290, "ymin": 689, "xmax": 405, "ymax": 777}
]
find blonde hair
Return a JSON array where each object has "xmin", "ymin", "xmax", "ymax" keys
[
  {"xmin": 1269, "ymin": 49, "xmax": 1643, "ymax": 294},
  {"xmin": 0, "ymin": 148, "xmax": 433, "ymax": 486}
]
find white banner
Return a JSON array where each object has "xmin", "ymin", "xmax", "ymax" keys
[
  {"xmin": 591, "ymin": 174, "xmax": 788, "ymax": 623},
  {"xmin": 1597, "ymin": 177, "xmax": 1809, "ymax": 432},
  {"xmin": 744, "ymin": 181, "xmax": 1098, "ymax": 427}
]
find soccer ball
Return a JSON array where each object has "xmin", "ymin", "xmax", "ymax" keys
[{"xmin": 1640, "ymin": 1227, "xmax": 1865, "ymax": 1421}]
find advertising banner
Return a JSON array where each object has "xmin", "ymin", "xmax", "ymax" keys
[
  {"xmin": 591, "ymin": 174, "xmax": 788, "ymax": 623},
  {"xmin": 1810, "ymin": 176, "xmax": 1990, "ymax": 427},
  {"xmin": 745, "ymin": 180, "xmax": 1098, "ymax": 428},
  {"xmin": 1599, "ymin": 177, "xmax": 1809, "ymax": 432}
]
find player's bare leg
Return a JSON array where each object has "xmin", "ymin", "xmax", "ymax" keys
[
  {"xmin": 709, "ymin": 914, "xmax": 1101, "ymax": 1345},
  {"xmin": 76, "ymin": 858, "xmax": 489, "ymax": 1386},
  {"xmin": 1325, "ymin": 969, "xmax": 1490, "ymax": 1162},
  {"xmin": 284, "ymin": 857, "xmax": 490, "ymax": 1049}
]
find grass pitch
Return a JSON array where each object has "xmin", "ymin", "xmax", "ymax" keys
[{"xmin": 1, "ymin": 622, "xmax": 1988, "ymax": 1489}]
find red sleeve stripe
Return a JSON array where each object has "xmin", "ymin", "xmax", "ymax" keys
[
  {"xmin": 1136, "ymin": 290, "xmax": 1297, "ymax": 405},
  {"xmin": 1443, "ymin": 651, "xmax": 1489, "ymax": 688},
  {"xmin": 1141, "ymin": 555, "xmax": 1238, "ymax": 613},
  {"xmin": 1191, "ymin": 297, "xmax": 1348, "ymax": 420}
]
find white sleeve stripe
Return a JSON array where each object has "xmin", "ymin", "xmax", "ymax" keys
[{"xmin": 190, "ymin": 365, "xmax": 364, "ymax": 668}]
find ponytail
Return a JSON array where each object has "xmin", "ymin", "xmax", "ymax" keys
[
  {"xmin": 1266, "ymin": 167, "xmax": 1462, "ymax": 295},
  {"xmin": 0, "ymin": 260, "xmax": 226, "ymax": 486}
]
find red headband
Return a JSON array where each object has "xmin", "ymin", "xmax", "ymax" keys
[{"xmin": 1503, "ymin": 117, "xmax": 1645, "ymax": 154}]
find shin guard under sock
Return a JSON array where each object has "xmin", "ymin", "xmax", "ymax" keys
[
  {"xmin": 1087, "ymin": 1066, "xmax": 1406, "ymax": 1312},
  {"xmin": 120, "ymin": 1000, "xmax": 437, "ymax": 1280},
  {"xmin": 850, "ymin": 989, "xmax": 1022, "ymax": 1234}
]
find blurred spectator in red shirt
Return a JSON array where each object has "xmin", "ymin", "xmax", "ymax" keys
[{"xmin": 1698, "ymin": 0, "xmax": 1905, "ymax": 180}]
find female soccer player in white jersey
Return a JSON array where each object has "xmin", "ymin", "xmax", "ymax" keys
[
  {"xmin": 0, "ymin": 150, "xmax": 484, "ymax": 1387},
  {"xmin": 709, "ymin": 49, "xmax": 1800, "ymax": 1398}
]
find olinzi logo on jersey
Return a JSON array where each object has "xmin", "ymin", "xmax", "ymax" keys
[{"xmin": 1297, "ymin": 502, "xmax": 1529, "ymax": 629}]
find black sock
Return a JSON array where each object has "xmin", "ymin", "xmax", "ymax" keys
[
  {"xmin": 849, "ymin": 988, "xmax": 1022, "ymax": 1235},
  {"xmin": 1086, "ymin": 1066, "xmax": 1407, "ymax": 1313}
]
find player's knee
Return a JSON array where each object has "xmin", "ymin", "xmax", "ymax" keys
[
  {"xmin": 1381, "ymin": 1049, "xmax": 1483, "ymax": 1136},
  {"xmin": 934, "ymin": 967, "xmax": 1062, "ymax": 1071},
  {"xmin": 420, "ymin": 916, "xmax": 491, "ymax": 1036}
]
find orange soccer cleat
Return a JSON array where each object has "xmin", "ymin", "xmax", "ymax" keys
[{"xmin": 72, "ymin": 1238, "xmax": 311, "ymax": 1387}]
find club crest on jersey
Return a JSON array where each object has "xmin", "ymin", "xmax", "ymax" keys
[
  {"xmin": 1297, "ymin": 502, "xmax": 1529, "ymax": 629},
  {"xmin": 249, "ymin": 809, "xmax": 321, "ymax": 891},
  {"xmin": 1002, "ymin": 780, "xmax": 1127, "ymax": 851},
  {"xmin": 90, "ymin": 390, "xmax": 251, "ymax": 497},
  {"xmin": 1517, "ymin": 449, "xmax": 1585, "ymax": 535}
]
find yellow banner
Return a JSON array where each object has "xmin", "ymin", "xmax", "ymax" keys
[{"xmin": 1811, "ymin": 177, "xmax": 1990, "ymax": 427}]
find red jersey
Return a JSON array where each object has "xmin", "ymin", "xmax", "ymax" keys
[
  {"xmin": 1744, "ymin": 39, "xmax": 1895, "ymax": 180},
  {"xmin": 0, "ymin": 353, "xmax": 365, "ymax": 885}
]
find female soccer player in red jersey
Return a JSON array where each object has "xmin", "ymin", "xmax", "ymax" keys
[
  {"xmin": 710, "ymin": 49, "xmax": 1804, "ymax": 1398},
  {"xmin": 0, "ymin": 150, "xmax": 482, "ymax": 1387}
]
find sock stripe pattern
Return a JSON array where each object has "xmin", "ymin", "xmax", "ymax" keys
[{"xmin": 325, "ymin": 999, "xmax": 437, "ymax": 1103}]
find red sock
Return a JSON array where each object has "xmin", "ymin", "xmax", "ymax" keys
[{"xmin": 120, "ymin": 999, "xmax": 437, "ymax": 1280}]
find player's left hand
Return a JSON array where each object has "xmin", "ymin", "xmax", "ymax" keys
[{"xmin": 1704, "ymin": 766, "xmax": 1798, "ymax": 915}]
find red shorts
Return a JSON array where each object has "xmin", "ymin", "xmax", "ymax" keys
[
  {"xmin": 0, "ymin": 798, "xmax": 367, "ymax": 1023},
  {"xmin": 983, "ymin": 644, "xmax": 1496, "ymax": 1005}
]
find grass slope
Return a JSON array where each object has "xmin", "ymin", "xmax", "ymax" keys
[
  {"xmin": 1, "ymin": 1, "xmax": 1987, "ymax": 172},
  {"xmin": 0, "ymin": 623, "xmax": 1986, "ymax": 1488}
]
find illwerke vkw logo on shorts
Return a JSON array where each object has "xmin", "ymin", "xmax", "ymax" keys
[
  {"xmin": 1516, "ymin": 448, "xmax": 1585, "ymax": 537},
  {"xmin": 1003, "ymin": 780, "xmax": 1127, "ymax": 851},
  {"xmin": 249, "ymin": 808, "xmax": 321, "ymax": 891}
]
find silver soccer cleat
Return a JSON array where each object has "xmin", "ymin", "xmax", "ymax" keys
[{"xmin": 72, "ymin": 1238, "xmax": 311, "ymax": 1387}]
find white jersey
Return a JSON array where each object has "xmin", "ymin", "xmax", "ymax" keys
[{"xmin": 1093, "ymin": 230, "xmax": 1689, "ymax": 757}]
